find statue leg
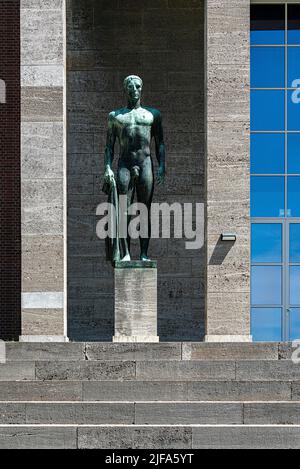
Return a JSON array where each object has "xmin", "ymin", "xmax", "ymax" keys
[
  {"xmin": 117, "ymin": 166, "xmax": 134, "ymax": 261},
  {"xmin": 136, "ymin": 158, "xmax": 154, "ymax": 261}
]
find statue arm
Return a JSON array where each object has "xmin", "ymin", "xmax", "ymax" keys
[
  {"xmin": 103, "ymin": 114, "xmax": 116, "ymax": 187},
  {"xmin": 153, "ymin": 111, "xmax": 166, "ymax": 185}
]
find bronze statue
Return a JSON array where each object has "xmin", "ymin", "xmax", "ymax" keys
[{"xmin": 103, "ymin": 75, "xmax": 166, "ymax": 263}]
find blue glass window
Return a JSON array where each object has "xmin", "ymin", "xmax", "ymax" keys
[
  {"xmin": 251, "ymin": 266, "xmax": 282, "ymax": 305},
  {"xmin": 251, "ymin": 91, "xmax": 285, "ymax": 131},
  {"xmin": 251, "ymin": 48, "xmax": 285, "ymax": 88},
  {"xmin": 290, "ymin": 267, "xmax": 300, "ymax": 305},
  {"xmin": 290, "ymin": 224, "xmax": 300, "ymax": 263},
  {"xmin": 251, "ymin": 224, "xmax": 282, "ymax": 263},
  {"xmin": 288, "ymin": 90, "xmax": 300, "ymax": 131},
  {"xmin": 251, "ymin": 308, "xmax": 282, "ymax": 341},
  {"xmin": 290, "ymin": 309, "xmax": 300, "ymax": 340},
  {"xmin": 251, "ymin": 5, "xmax": 285, "ymax": 45},
  {"xmin": 251, "ymin": 134, "xmax": 285, "ymax": 174},
  {"xmin": 288, "ymin": 5, "xmax": 300, "ymax": 45},
  {"xmin": 288, "ymin": 134, "xmax": 300, "ymax": 174},
  {"xmin": 251, "ymin": 176, "xmax": 284, "ymax": 217},
  {"xmin": 288, "ymin": 177, "xmax": 300, "ymax": 217},
  {"xmin": 288, "ymin": 48, "xmax": 300, "ymax": 87}
]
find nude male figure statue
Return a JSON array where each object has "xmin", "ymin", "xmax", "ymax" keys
[{"xmin": 103, "ymin": 75, "xmax": 166, "ymax": 262}]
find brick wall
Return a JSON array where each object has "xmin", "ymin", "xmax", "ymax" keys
[
  {"xmin": 0, "ymin": 0, "xmax": 21, "ymax": 340},
  {"xmin": 67, "ymin": 0, "xmax": 205, "ymax": 341}
]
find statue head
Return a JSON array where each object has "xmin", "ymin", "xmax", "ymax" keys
[{"xmin": 123, "ymin": 75, "xmax": 143, "ymax": 105}]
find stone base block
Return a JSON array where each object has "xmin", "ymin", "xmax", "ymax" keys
[
  {"xmin": 113, "ymin": 335, "xmax": 159, "ymax": 343},
  {"xmin": 114, "ymin": 261, "xmax": 158, "ymax": 343},
  {"xmin": 19, "ymin": 336, "xmax": 69, "ymax": 343},
  {"xmin": 205, "ymin": 335, "xmax": 253, "ymax": 343}
]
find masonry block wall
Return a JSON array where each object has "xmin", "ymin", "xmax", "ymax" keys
[
  {"xmin": 21, "ymin": 0, "xmax": 65, "ymax": 337},
  {"xmin": 67, "ymin": 0, "xmax": 205, "ymax": 341},
  {"xmin": 0, "ymin": 0, "xmax": 21, "ymax": 340}
]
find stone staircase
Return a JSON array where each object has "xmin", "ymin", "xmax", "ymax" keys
[{"xmin": 0, "ymin": 342, "xmax": 300, "ymax": 448}]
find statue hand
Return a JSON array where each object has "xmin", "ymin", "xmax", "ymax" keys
[
  {"xmin": 157, "ymin": 166, "xmax": 166, "ymax": 185},
  {"xmin": 104, "ymin": 167, "xmax": 115, "ymax": 186}
]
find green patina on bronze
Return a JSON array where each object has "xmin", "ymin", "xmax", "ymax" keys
[{"xmin": 103, "ymin": 75, "xmax": 166, "ymax": 264}]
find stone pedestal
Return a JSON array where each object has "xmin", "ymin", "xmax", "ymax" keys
[{"xmin": 113, "ymin": 261, "xmax": 159, "ymax": 343}]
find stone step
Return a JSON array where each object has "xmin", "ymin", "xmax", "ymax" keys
[
  {"xmin": 0, "ymin": 380, "xmax": 296, "ymax": 402},
  {"xmin": 1, "ymin": 359, "xmax": 300, "ymax": 381},
  {"xmin": 3, "ymin": 342, "xmax": 295, "ymax": 362},
  {"xmin": 0, "ymin": 425, "xmax": 300, "ymax": 449},
  {"xmin": 1, "ymin": 401, "xmax": 300, "ymax": 425}
]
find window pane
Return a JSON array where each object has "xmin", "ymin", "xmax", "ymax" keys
[
  {"xmin": 251, "ymin": 91, "xmax": 285, "ymax": 131},
  {"xmin": 251, "ymin": 308, "xmax": 282, "ymax": 342},
  {"xmin": 290, "ymin": 224, "xmax": 300, "ymax": 263},
  {"xmin": 251, "ymin": 266, "xmax": 282, "ymax": 305},
  {"xmin": 288, "ymin": 5, "xmax": 300, "ymax": 45},
  {"xmin": 251, "ymin": 134, "xmax": 284, "ymax": 174},
  {"xmin": 288, "ymin": 177, "xmax": 300, "ymax": 217},
  {"xmin": 288, "ymin": 134, "xmax": 300, "ymax": 174},
  {"xmin": 251, "ymin": 47, "xmax": 285, "ymax": 88},
  {"xmin": 251, "ymin": 5, "xmax": 285, "ymax": 45},
  {"xmin": 288, "ymin": 48, "xmax": 300, "ymax": 88},
  {"xmin": 290, "ymin": 308, "xmax": 300, "ymax": 341},
  {"xmin": 251, "ymin": 224, "xmax": 282, "ymax": 263},
  {"xmin": 251, "ymin": 176, "xmax": 284, "ymax": 217},
  {"xmin": 290, "ymin": 267, "xmax": 300, "ymax": 305},
  {"xmin": 288, "ymin": 90, "xmax": 300, "ymax": 131}
]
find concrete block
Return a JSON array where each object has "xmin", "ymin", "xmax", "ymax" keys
[
  {"xmin": 0, "ymin": 381, "xmax": 83, "ymax": 402},
  {"xmin": 114, "ymin": 265, "xmax": 158, "ymax": 343},
  {"xmin": 21, "ymin": 0, "xmax": 63, "ymax": 10},
  {"xmin": 236, "ymin": 361, "xmax": 300, "ymax": 381},
  {"xmin": 0, "ymin": 427, "xmax": 77, "ymax": 449},
  {"xmin": 22, "ymin": 65, "xmax": 63, "ymax": 87},
  {"xmin": 25, "ymin": 403, "xmax": 135, "ymax": 425},
  {"xmin": 188, "ymin": 381, "xmax": 292, "ymax": 401},
  {"xmin": 35, "ymin": 361, "xmax": 136, "ymax": 381},
  {"xmin": 135, "ymin": 402, "xmax": 243, "ymax": 425},
  {"xmin": 182, "ymin": 343, "xmax": 279, "ymax": 361},
  {"xmin": 21, "ymin": 9, "xmax": 63, "ymax": 65},
  {"xmin": 0, "ymin": 363, "xmax": 35, "ymax": 381},
  {"xmin": 21, "ymin": 309, "xmax": 64, "ymax": 337},
  {"xmin": 22, "ymin": 236, "xmax": 63, "ymax": 291},
  {"xmin": 279, "ymin": 343, "xmax": 298, "ymax": 360},
  {"xmin": 6, "ymin": 343, "xmax": 85, "ymax": 362},
  {"xmin": 0, "ymin": 404, "xmax": 26, "ymax": 424},
  {"xmin": 192, "ymin": 426, "xmax": 300, "ymax": 449},
  {"xmin": 83, "ymin": 381, "xmax": 188, "ymax": 402},
  {"xmin": 85, "ymin": 343, "xmax": 182, "ymax": 361},
  {"xmin": 244, "ymin": 403, "xmax": 300, "ymax": 425},
  {"xmin": 21, "ymin": 87, "xmax": 63, "ymax": 122},
  {"xmin": 21, "ymin": 122, "xmax": 63, "ymax": 179},
  {"xmin": 206, "ymin": 292, "xmax": 250, "ymax": 338},
  {"xmin": 136, "ymin": 361, "xmax": 236, "ymax": 381},
  {"xmin": 78, "ymin": 426, "xmax": 192, "ymax": 449},
  {"xmin": 292, "ymin": 382, "xmax": 300, "ymax": 400}
]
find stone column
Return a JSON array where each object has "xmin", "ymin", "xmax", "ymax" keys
[
  {"xmin": 205, "ymin": 0, "xmax": 251, "ymax": 342},
  {"xmin": 20, "ymin": 0, "xmax": 67, "ymax": 342},
  {"xmin": 113, "ymin": 262, "xmax": 159, "ymax": 343}
]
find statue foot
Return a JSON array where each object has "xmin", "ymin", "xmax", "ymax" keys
[
  {"xmin": 140, "ymin": 254, "xmax": 151, "ymax": 262},
  {"xmin": 121, "ymin": 254, "xmax": 131, "ymax": 262}
]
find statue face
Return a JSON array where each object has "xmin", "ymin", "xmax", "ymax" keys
[{"xmin": 126, "ymin": 78, "xmax": 142, "ymax": 102}]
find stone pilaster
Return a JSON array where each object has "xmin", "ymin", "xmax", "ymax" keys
[
  {"xmin": 20, "ymin": 0, "xmax": 67, "ymax": 341},
  {"xmin": 205, "ymin": 0, "xmax": 251, "ymax": 342}
]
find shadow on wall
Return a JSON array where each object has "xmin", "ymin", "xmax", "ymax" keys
[
  {"xmin": 209, "ymin": 237, "xmax": 236, "ymax": 266},
  {"xmin": 67, "ymin": 0, "xmax": 205, "ymax": 341}
]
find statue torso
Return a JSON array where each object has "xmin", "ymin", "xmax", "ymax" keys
[{"xmin": 111, "ymin": 107, "xmax": 156, "ymax": 167}]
